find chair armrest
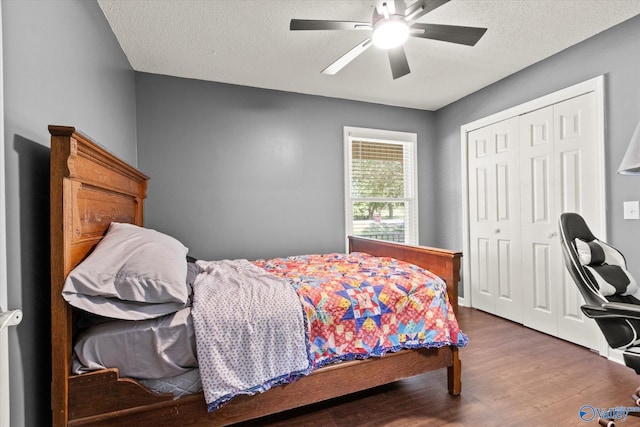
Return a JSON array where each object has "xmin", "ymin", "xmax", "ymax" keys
[
  {"xmin": 602, "ymin": 302, "xmax": 640, "ymax": 314},
  {"xmin": 582, "ymin": 302, "xmax": 640, "ymax": 321}
]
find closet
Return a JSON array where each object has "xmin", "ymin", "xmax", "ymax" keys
[{"xmin": 463, "ymin": 77, "xmax": 606, "ymax": 351}]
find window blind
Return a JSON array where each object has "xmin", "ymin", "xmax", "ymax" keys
[{"xmin": 351, "ymin": 140, "xmax": 408, "ymax": 198}]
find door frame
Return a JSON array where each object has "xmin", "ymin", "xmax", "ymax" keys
[
  {"xmin": 459, "ymin": 75, "xmax": 606, "ymax": 319},
  {"xmin": 0, "ymin": 2, "xmax": 10, "ymax": 425}
]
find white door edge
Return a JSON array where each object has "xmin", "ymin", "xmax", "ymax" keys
[{"xmin": 0, "ymin": 2, "xmax": 10, "ymax": 426}]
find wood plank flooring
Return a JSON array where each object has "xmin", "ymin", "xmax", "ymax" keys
[{"xmin": 235, "ymin": 307, "xmax": 640, "ymax": 426}]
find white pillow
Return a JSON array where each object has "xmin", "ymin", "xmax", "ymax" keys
[
  {"xmin": 63, "ymin": 222, "xmax": 189, "ymax": 320},
  {"xmin": 574, "ymin": 239, "xmax": 603, "ymax": 265},
  {"xmin": 574, "ymin": 238, "xmax": 627, "ymax": 267}
]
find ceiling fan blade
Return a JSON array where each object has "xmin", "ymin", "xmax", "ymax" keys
[
  {"xmin": 388, "ymin": 46, "xmax": 410, "ymax": 80},
  {"xmin": 290, "ymin": 19, "xmax": 371, "ymax": 31},
  {"xmin": 322, "ymin": 38, "xmax": 373, "ymax": 75},
  {"xmin": 410, "ymin": 23, "xmax": 487, "ymax": 46},
  {"xmin": 404, "ymin": 0, "xmax": 450, "ymax": 22}
]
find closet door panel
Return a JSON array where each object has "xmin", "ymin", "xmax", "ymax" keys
[
  {"xmin": 492, "ymin": 118, "xmax": 522, "ymax": 322},
  {"xmin": 554, "ymin": 93, "xmax": 601, "ymax": 350},
  {"xmin": 468, "ymin": 118, "xmax": 522, "ymax": 322},
  {"xmin": 468, "ymin": 127, "xmax": 497, "ymax": 313},
  {"xmin": 468, "ymin": 126, "xmax": 496, "ymax": 313},
  {"xmin": 520, "ymin": 106, "xmax": 558, "ymax": 335}
]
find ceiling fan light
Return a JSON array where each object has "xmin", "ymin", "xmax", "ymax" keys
[{"xmin": 372, "ymin": 18, "xmax": 409, "ymax": 49}]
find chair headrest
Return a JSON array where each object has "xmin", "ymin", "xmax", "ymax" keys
[{"xmin": 560, "ymin": 212, "xmax": 596, "ymax": 242}]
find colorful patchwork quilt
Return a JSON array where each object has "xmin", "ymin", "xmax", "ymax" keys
[
  {"xmin": 254, "ymin": 252, "xmax": 468, "ymax": 369},
  {"xmin": 193, "ymin": 252, "xmax": 468, "ymax": 412}
]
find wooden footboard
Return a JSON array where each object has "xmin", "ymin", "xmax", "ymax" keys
[{"xmin": 50, "ymin": 126, "xmax": 463, "ymax": 426}]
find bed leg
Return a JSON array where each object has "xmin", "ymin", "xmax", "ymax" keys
[{"xmin": 447, "ymin": 347, "xmax": 461, "ymax": 396}]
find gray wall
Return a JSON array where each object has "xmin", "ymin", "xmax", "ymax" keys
[
  {"xmin": 2, "ymin": 2, "xmax": 639, "ymax": 425},
  {"xmin": 2, "ymin": 1, "xmax": 137, "ymax": 425},
  {"xmin": 434, "ymin": 14, "xmax": 640, "ymax": 280},
  {"xmin": 136, "ymin": 73, "xmax": 437, "ymax": 261}
]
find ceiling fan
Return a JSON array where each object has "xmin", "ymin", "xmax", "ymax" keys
[{"xmin": 290, "ymin": 0, "xmax": 487, "ymax": 80}]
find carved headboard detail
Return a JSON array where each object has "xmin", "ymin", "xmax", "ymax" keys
[{"xmin": 49, "ymin": 125, "xmax": 149, "ymax": 425}]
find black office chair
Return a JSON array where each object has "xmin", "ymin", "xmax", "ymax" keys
[{"xmin": 559, "ymin": 212, "xmax": 640, "ymax": 425}]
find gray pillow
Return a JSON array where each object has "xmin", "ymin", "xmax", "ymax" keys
[{"xmin": 63, "ymin": 222, "xmax": 189, "ymax": 320}]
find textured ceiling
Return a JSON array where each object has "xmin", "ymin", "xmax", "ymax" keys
[{"xmin": 98, "ymin": 0, "xmax": 640, "ymax": 110}]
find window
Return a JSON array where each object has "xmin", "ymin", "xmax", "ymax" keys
[{"xmin": 344, "ymin": 127, "xmax": 418, "ymax": 246}]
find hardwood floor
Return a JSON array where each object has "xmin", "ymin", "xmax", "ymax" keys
[{"xmin": 236, "ymin": 307, "xmax": 640, "ymax": 426}]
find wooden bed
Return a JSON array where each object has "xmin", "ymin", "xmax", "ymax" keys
[{"xmin": 50, "ymin": 125, "xmax": 463, "ymax": 426}]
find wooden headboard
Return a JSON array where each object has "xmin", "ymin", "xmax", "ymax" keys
[{"xmin": 49, "ymin": 125, "xmax": 148, "ymax": 425}]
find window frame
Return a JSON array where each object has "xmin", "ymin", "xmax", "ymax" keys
[{"xmin": 343, "ymin": 126, "xmax": 419, "ymax": 249}]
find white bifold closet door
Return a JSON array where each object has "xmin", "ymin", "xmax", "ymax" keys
[{"xmin": 467, "ymin": 90, "xmax": 602, "ymax": 350}]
